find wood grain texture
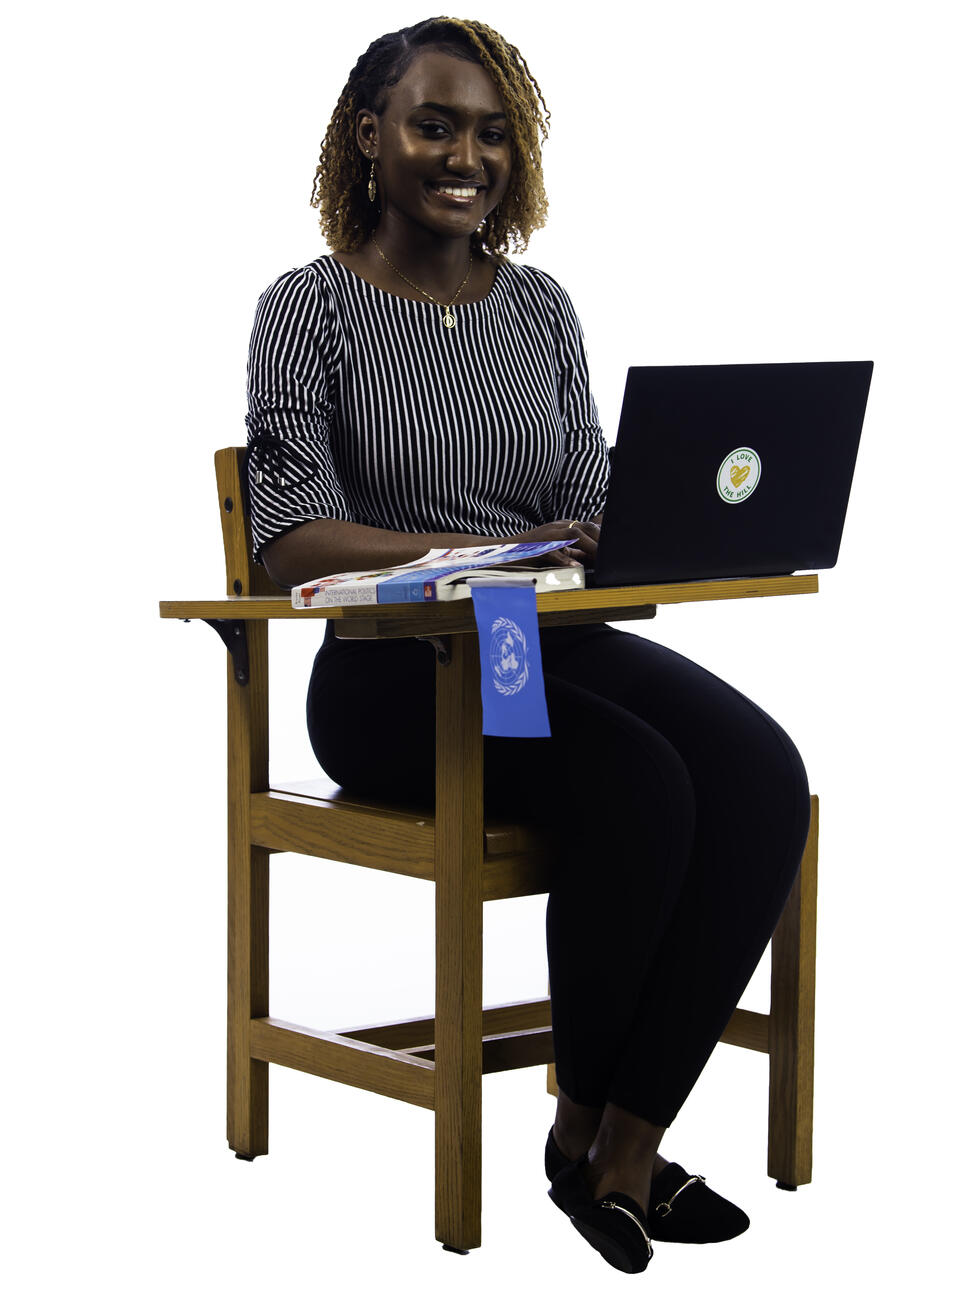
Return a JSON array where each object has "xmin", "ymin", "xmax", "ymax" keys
[
  {"xmin": 214, "ymin": 448, "xmax": 283, "ymax": 598},
  {"xmin": 250, "ymin": 790, "xmax": 436, "ymax": 878},
  {"xmin": 270, "ymin": 777, "xmax": 549, "ymax": 856},
  {"xmin": 220, "ymin": 447, "xmax": 275, "ymax": 1158},
  {"xmin": 433, "ymin": 634, "xmax": 485, "ymax": 1251},
  {"xmin": 184, "ymin": 449, "xmax": 824, "ymax": 1233},
  {"xmin": 768, "ymin": 794, "xmax": 819, "ymax": 1187},
  {"xmin": 249, "ymin": 782, "xmax": 555, "ymax": 892},
  {"xmin": 480, "ymin": 851, "xmax": 554, "ymax": 900},
  {"xmin": 160, "ymin": 572, "xmax": 818, "ymax": 626},
  {"xmin": 225, "ymin": 616, "xmax": 270, "ymax": 1157},
  {"xmin": 250, "ymin": 1018, "xmax": 435, "ymax": 1109},
  {"xmin": 405, "ymin": 1028, "xmax": 554, "ymax": 1073},
  {"xmin": 719, "ymin": 1007, "xmax": 771, "ymax": 1053},
  {"xmin": 335, "ymin": 997, "xmax": 552, "ymax": 1050}
]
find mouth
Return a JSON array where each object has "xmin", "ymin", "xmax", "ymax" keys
[{"xmin": 426, "ymin": 182, "xmax": 485, "ymax": 207}]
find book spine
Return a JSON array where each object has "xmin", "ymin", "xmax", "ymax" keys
[
  {"xmin": 377, "ymin": 577, "xmax": 437, "ymax": 603},
  {"xmin": 291, "ymin": 582, "xmax": 381, "ymax": 608}
]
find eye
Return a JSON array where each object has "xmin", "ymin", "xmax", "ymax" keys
[
  {"xmin": 419, "ymin": 121, "xmax": 449, "ymax": 137},
  {"xmin": 482, "ymin": 129, "xmax": 507, "ymax": 145}
]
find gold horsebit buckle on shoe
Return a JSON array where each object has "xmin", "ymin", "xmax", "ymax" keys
[
  {"xmin": 654, "ymin": 1173, "xmax": 706, "ymax": 1217},
  {"xmin": 596, "ymin": 1201, "xmax": 654, "ymax": 1254}
]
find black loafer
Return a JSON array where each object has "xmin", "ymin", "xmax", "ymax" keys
[
  {"xmin": 545, "ymin": 1127, "xmax": 749, "ymax": 1244},
  {"xmin": 649, "ymin": 1162, "xmax": 749, "ymax": 1243},
  {"xmin": 548, "ymin": 1153, "xmax": 654, "ymax": 1274}
]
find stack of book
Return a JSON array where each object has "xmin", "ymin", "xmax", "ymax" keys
[{"xmin": 291, "ymin": 541, "xmax": 583, "ymax": 608}]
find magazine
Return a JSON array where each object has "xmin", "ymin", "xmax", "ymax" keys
[{"xmin": 291, "ymin": 541, "xmax": 584, "ymax": 608}]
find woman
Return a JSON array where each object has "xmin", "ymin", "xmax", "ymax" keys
[{"xmin": 244, "ymin": 16, "xmax": 810, "ymax": 1273}]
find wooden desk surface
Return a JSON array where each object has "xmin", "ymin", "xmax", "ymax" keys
[{"xmin": 160, "ymin": 573, "xmax": 818, "ymax": 638}]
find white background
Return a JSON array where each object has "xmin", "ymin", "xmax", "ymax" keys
[{"xmin": 6, "ymin": 0, "xmax": 971, "ymax": 1294}]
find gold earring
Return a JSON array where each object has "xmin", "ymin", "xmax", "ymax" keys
[{"xmin": 367, "ymin": 158, "xmax": 376, "ymax": 203}]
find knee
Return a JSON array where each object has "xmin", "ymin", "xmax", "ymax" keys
[{"xmin": 741, "ymin": 711, "xmax": 811, "ymax": 875}]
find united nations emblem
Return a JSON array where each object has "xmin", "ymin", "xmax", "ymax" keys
[
  {"xmin": 716, "ymin": 447, "xmax": 762, "ymax": 503},
  {"xmin": 489, "ymin": 616, "xmax": 529, "ymax": 696}
]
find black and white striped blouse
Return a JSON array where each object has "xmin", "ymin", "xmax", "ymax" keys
[{"xmin": 244, "ymin": 254, "xmax": 610, "ymax": 562}]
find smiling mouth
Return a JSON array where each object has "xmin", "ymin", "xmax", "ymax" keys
[{"xmin": 427, "ymin": 183, "xmax": 484, "ymax": 205}]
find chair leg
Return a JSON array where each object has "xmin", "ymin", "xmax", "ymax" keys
[
  {"xmin": 433, "ymin": 633, "xmax": 484, "ymax": 1252},
  {"xmin": 546, "ymin": 979, "xmax": 558, "ymax": 1098},
  {"xmin": 228, "ymin": 845, "xmax": 269, "ymax": 1156},
  {"xmin": 768, "ymin": 794, "xmax": 819, "ymax": 1188},
  {"xmin": 226, "ymin": 622, "xmax": 269, "ymax": 1158}
]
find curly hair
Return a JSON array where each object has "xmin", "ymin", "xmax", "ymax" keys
[{"xmin": 310, "ymin": 17, "xmax": 551, "ymax": 257}]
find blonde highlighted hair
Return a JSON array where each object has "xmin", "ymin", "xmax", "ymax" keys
[{"xmin": 310, "ymin": 16, "xmax": 551, "ymax": 256}]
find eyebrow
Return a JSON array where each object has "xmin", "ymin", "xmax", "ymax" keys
[{"xmin": 414, "ymin": 100, "xmax": 507, "ymax": 121}]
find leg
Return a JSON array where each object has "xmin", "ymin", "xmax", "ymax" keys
[
  {"xmin": 553, "ymin": 1090, "xmax": 603, "ymax": 1160},
  {"xmin": 309, "ymin": 628, "xmax": 696, "ymax": 1215},
  {"xmin": 538, "ymin": 625, "xmax": 810, "ymax": 1200},
  {"xmin": 493, "ymin": 669, "xmax": 699, "ymax": 1206}
]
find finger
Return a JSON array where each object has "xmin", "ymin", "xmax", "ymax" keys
[
  {"xmin": 549, "ymin": 521, "xmax": 597, "ymax": 556},
  {"xmin": 572, "ymin": 521, "xmax": 600, "ymax": 542},
  {"xmin": 533, "ymin": 547, "xmax": 566, "ymax": 566},
  {"xmin": 567, "ymin": 527, "xmax": 598, "ymax": 555},
  {"xmin": 553, "ymin": 547, "xmax": 578, "ymax": 566}
]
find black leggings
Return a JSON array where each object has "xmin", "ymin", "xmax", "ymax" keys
[{"xmin": 307, "ymin": 621, "xmax": 810, "ymax": 1128}]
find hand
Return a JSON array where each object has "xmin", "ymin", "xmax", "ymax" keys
[{"xmin": 510, "ymin": 519, "xmax": 601, "ymax": 567}]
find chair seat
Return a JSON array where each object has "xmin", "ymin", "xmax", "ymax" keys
[{"xmin": 256, "ymin": 777, "xmax": 555, "ymax": 900}]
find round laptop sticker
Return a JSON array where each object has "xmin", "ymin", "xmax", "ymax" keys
[{"xmin": 717, "ymin": 447, "xmax": 762, "ymax": 504}]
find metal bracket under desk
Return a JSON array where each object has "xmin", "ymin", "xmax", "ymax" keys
[
  {"xmin": 416, "ymin": 635, "xmax": 451, "ymax": 665},
  {"xmin": 202, "ymin": 618, "xmax": 250, "ymax": 685}
]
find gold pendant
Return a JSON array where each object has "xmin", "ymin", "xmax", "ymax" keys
[{"xmin": 443, "ymin": 309, "xmax": 456, "ymax": 328}]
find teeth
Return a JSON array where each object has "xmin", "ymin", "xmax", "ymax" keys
[{"xmin": 435, "ymin": 185, "xmax": 479, "ymax": 197}]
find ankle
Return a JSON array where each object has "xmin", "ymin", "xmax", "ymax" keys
[
  {"xmin": 589, "ymin": 1102, "xmax": 666, "ymax": 1165},
  {"xmin": 553, "ymin": 1118, "xmax": 599, "ymax": 1160},
  {"xmin": 583, "ymin": 1151, "xmax": 654, "ymax": 1209},
  {"xmin": 588, "ymin": 1140, "xmax": 658, "ymax": 1171},
  {"xmin": 554, "ymin": 1092, "xmax": 603, "ymax": 1154}
]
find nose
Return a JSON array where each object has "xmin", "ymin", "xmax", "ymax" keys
[{"xmin": 447, "ymin": 129, "xmax": 481, "ymax": 178}]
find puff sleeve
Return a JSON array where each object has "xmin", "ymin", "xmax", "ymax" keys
[{"xmin": 244, "ymin": 265, "xmax": 350, "ymax": 561}]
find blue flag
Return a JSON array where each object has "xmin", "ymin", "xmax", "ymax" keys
[{"xmin": 471, "ymin": 585, "xmax": 551, "ymax": 737}]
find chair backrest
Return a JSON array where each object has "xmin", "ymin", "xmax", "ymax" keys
[{"xmin": 215, "ymin": 447, "xmax": 282, "ymax": 598}]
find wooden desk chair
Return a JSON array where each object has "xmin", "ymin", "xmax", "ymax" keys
[{"xmin": 163, "ymin": 446, "xmax": 818, "ymax": 1254}]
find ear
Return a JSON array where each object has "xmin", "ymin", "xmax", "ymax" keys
[{"xmin": 355, "ymin": 110, "xmax": 379, "ymax": 157}]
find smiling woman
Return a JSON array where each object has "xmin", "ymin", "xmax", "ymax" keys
[
  {"xmin": 338, "ymin": 47, "xmax": 515, "ymax": 313},
  {"xmin": 311, "ymin": 17, "xmax": 550, "ymax": 260},
  {"xmin": 241, "ymin": 14, "xmax": 810, "ymax": 1276}
]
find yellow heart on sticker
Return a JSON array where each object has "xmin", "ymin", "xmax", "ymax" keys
[{"xmin": 729, "ymin": 464, "xmax": 750, "ymax": 489}]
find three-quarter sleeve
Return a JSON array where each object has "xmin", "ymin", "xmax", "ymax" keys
[
  {"xmin": 244, "ymin": 265, "xmax": 350, "ymax": 561},
  {"xmin": 532, "ymin": 270, "xmax": 610, "ymax": 522}
]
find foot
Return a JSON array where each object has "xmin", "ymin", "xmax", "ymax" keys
[
  {"xmin": 581, "ymin": 1151, "xmax": 667, "ymax": 1213},
  {"xmin": 553, "ymin": 1123, "xmax": 669, "ymax": 1205}
]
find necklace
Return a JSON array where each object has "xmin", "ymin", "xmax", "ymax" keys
[{"xmin": 370, "ymin": 235, "xmax": 473, "ymax": 329}]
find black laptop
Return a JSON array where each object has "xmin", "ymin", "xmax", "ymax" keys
[{"xmin": 590, "ymin": 361, "xmax": 873, "ymax": 586}]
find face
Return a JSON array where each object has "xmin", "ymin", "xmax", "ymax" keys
[{"xmin": 358, "ymin": 49, "xmax": 513, "ymax": 241}]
